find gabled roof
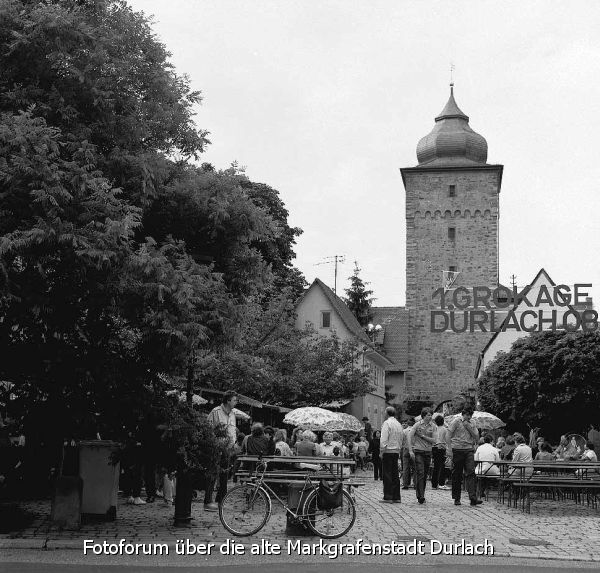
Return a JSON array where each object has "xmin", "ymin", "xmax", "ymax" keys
[
  {"xmin": 474, "ymin": 268, "xmax": 579, "ymax": 378},
  {"xmin": 370, "ymin": 306, "xmax": 409, "ymax": 371},
  {"xmin": 305, "ymin": 278, "xmax": 371, "ymax": 344}
]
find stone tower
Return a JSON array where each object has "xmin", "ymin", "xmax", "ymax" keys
[{"xmin": 400, "ymin": 85, "xmax": 503, "ymax": 409}]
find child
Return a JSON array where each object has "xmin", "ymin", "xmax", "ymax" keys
[{"xmin": 356, "ymin": 436, "xmax": 369, "ymax": 470}]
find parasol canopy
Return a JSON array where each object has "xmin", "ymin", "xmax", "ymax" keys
[
  {"xmin": 444, "ymin": 411, "xmax": 505, "ymax": 431},
  {"xmin": 283, "ymin": 407, "xmax": 340, "ymax": 430},
  {"xmin": 331, "ymin": 412, "xmax": 364, "ymax": 432},
  {"xmin": 283, "ymin": 407, "xmax": 364, "ymax": 432}
]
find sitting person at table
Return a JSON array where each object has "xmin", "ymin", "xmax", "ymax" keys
[
  {"xmin": 475, "ymin": 434, "xmax": 500, "ymax": 476},
  {"xmin": 499, "ymin": 435, "xmax": 516, "ymax": 460},
  {"xmin": 244, "ymin": 422, "xmax": 275, "ymax": 456},
  {"xmin": 509, "ymin": 433, "xmax": 533, "ymax": 478},
  {"xmin": 580, "ymin": 442, "xmax": 598, "ymax": 463},
  {"xmin": 575, "ymin": 442, "xmax": 598, "ymax": 477},
  {"xmin": 554, "ymin": 434, "xmax": 579, "ymax": 460},
  {"xmin": 475, "ymin": 434, "xmax": 500, "ymax": 498},
  {"xmin": 318, "ymin": 432, "xmax": 337, "ymax": 456},
  {"xmin": 534, "ymin": 442, "xmax": 555, "ymax": 461},
  {"xmin": 295, "ymin": 430, "xmax": 318, "ymax": 456},
  {"xmin": 274, "ymin": 429, "xmax": 293, "ymax": 457}
]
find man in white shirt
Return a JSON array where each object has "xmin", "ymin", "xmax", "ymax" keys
[
  {"xmin": 475, "ymin": 434, "xmax": 500, "ymax": 476},
  {"xmin": 204, "ymin": 391, "xmax": 238, "ymax": 511},
  {"xmin": 380, "ymin": 406, "xmax": 405, "ymax": 503}
]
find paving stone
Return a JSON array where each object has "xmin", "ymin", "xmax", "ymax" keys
[{"xmin": 2, "ymin": 475, "xmax": 600, "ymax": 562}]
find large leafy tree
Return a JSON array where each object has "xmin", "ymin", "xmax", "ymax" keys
[
  {"xmin": 0, "ymin": 0, "xmax": 208, "ymax": 205},
  {"xmin": 0, "ymin": 1, "xmax": 228, "ymax": 444},
  {"xmin": 0, "ymin": 0, "xmax": 355, "ymax": 453},
  {"xmin": 477, "ymin": 330, "xmax": 600, "ymax": 441},
  {"xmin": 344, "ymin": 263, "xmax": 374, "ymax": 327}
]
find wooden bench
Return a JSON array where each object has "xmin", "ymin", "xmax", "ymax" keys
[
  {"xmin": 235, "ymin": 455, "xmax": 366, "ymax": 491},
  {"xmin": 478, "ymin": 460, "xmax": 600, "ymax": 512},
  {"xmin": 499, "ymin": 476, "xmax": 600, "ymax": 513}
]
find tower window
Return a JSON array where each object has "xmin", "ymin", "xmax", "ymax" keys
[
  {"xmin": 448, "ymin": 227, "xmax": 456, "ymax": 240},
  {"xmin": 320, "ymin": 311, "xmax": 331, "ymax": 328},
  {"xmin": 447, "ymin": 357, "xmax": 456, "ymax": 371},
  {"xmin": 449, "ymin": 185, "xmax": 456, "ymax": 197}
]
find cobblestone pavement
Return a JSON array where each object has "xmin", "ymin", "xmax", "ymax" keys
[{"xmin": 2, "ymin": 472, "xmax": 600, "ymax": 563}]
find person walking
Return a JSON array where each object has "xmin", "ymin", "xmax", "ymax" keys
[
  {"xmin": 205, "ymin": 391, "xmax": 238, "ymax": 511},
  {"xmin": 380, "ymin": 407, "xmax": 405, "ymax": 503},
  {"xmin": 446, "ymin": 406, "xmax": 482, "ymax": 506},
  {"xmin": 369, "ymin": 430, "xmax": 382, "ymax": 480},
  {"xmin": 401, "ymin": 420, "xmax": 415, "ymax": 489},
  {"xmin": 431, "ymin": 415, "xmax": 449, "ymax": 490},
  {"xmin": 408, "ymin": 407, "xmax": 437, "ymax": 504}
]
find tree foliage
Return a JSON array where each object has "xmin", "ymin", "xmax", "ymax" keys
[
  {"xmin": 0, "ymin": 0, "xmax": 359, "ymax": 454},
  {"xmin": 477, "ymin": 330, "xmax": 600, "ymax": 440},
  {"xmin": 344, "ymin": 263, "xmax": 374, "ymax": 327}
]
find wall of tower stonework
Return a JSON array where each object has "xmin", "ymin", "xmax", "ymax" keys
[
  {"xmin": 404, "ymin": 308, "xmax": 493, "ymax": 406},
  {"xmin": 403, "ymin": 167, "xmax": 501, "ymax": 406},
  {"xmin": 404, "ymin": 168, "xmax": 501, "ymax": 310}
]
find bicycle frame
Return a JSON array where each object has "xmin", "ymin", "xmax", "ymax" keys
[{"xmin": 245, "ymin": 460, "xmax": 337, "ymax": 520}]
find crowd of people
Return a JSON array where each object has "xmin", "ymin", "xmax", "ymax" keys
[{"xmin": 126, "ymin": 391, "xmax": 599, "ymax": 514}]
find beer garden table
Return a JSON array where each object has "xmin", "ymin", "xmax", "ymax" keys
[{"xmin": 476, "ymin": 459, "xmax": 600, "ymax": 513}]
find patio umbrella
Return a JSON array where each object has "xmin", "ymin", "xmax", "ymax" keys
[
  {"xmin": 445, "ymin": 411, "xmax": 505, "ymax": 431},
  {"xmin": 329, "ymin": 412, "xmax": 364, "ymax": 432},
  {"xmin": 283, "ymin": 406, "xmax": 340, "ymax": 430}
]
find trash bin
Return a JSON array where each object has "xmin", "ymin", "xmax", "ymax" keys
[{"xmin": 79, "ymin": 440, "xmax": 120, "ymax": 521}]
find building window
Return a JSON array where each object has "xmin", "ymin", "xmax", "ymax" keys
[
  {"xmin": 447, "ymin": 357, "xmax": 456, "ymax": 371},
  {"xmin": 320, "ymin": 311, "xmax": 331, "ymax": 328},
  {"xmin": 449, "ymin": 185, "xmax": 456, "ymax": 197},
  {"xmin": 448, "ymin": 227, "xmax": 456, "ymax": 240}
]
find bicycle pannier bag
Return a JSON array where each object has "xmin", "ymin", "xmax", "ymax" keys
[{"xmin": 317, "ymin": 480, "xmax": 343, "ymax": 510}]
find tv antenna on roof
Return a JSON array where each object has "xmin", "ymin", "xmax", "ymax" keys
[{"xmin": 314, "ymin": 255, "xmax": 346, "ymax": 295}]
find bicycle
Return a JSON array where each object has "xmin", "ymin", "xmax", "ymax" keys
[{"xmin": 219, "ymin": 459, "xmax": 356, "ymax": 538}]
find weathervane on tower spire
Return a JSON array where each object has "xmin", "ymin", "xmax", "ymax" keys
[{"xmin": 450, "ymin": 63, "xmax": 455, "ymax": 92}]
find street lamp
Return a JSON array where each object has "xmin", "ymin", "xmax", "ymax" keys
[{"xmin": 367, "ymin": 323, "xmax": 382, "ymax": 342}]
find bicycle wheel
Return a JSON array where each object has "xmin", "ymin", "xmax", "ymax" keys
[
  {"xmin": 219, "ymin": 484, "xmax": 271, "ymax": 536},
  {"xmin": 302, "ymin": 488, "xmax": 356, "ymax": 539}
]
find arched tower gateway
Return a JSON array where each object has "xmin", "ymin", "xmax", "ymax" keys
[{"xmin": 400, "ymin": 85, "xmax": 503, "ymax": 409}]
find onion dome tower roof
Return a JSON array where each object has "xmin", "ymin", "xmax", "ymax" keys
[{"xmin": 416, "ymin": 85, "xmax": 488, "ymax": 166}]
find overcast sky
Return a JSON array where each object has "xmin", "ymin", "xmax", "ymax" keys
[{"xmin": 127, "ymin": 0, "xmax": 600, "ymax": 307}]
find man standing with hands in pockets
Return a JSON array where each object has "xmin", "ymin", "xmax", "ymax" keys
[
  {"xmin": 408, "ymin": 407, "xmax": 437, "ymax": 504},
  {"xmin": 446, "ymin": 406, "xmax": 483, "ymax": 506},
  {"xmin": 380, "ymin": 406, "xmax": 405, "ymax": 503}
]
